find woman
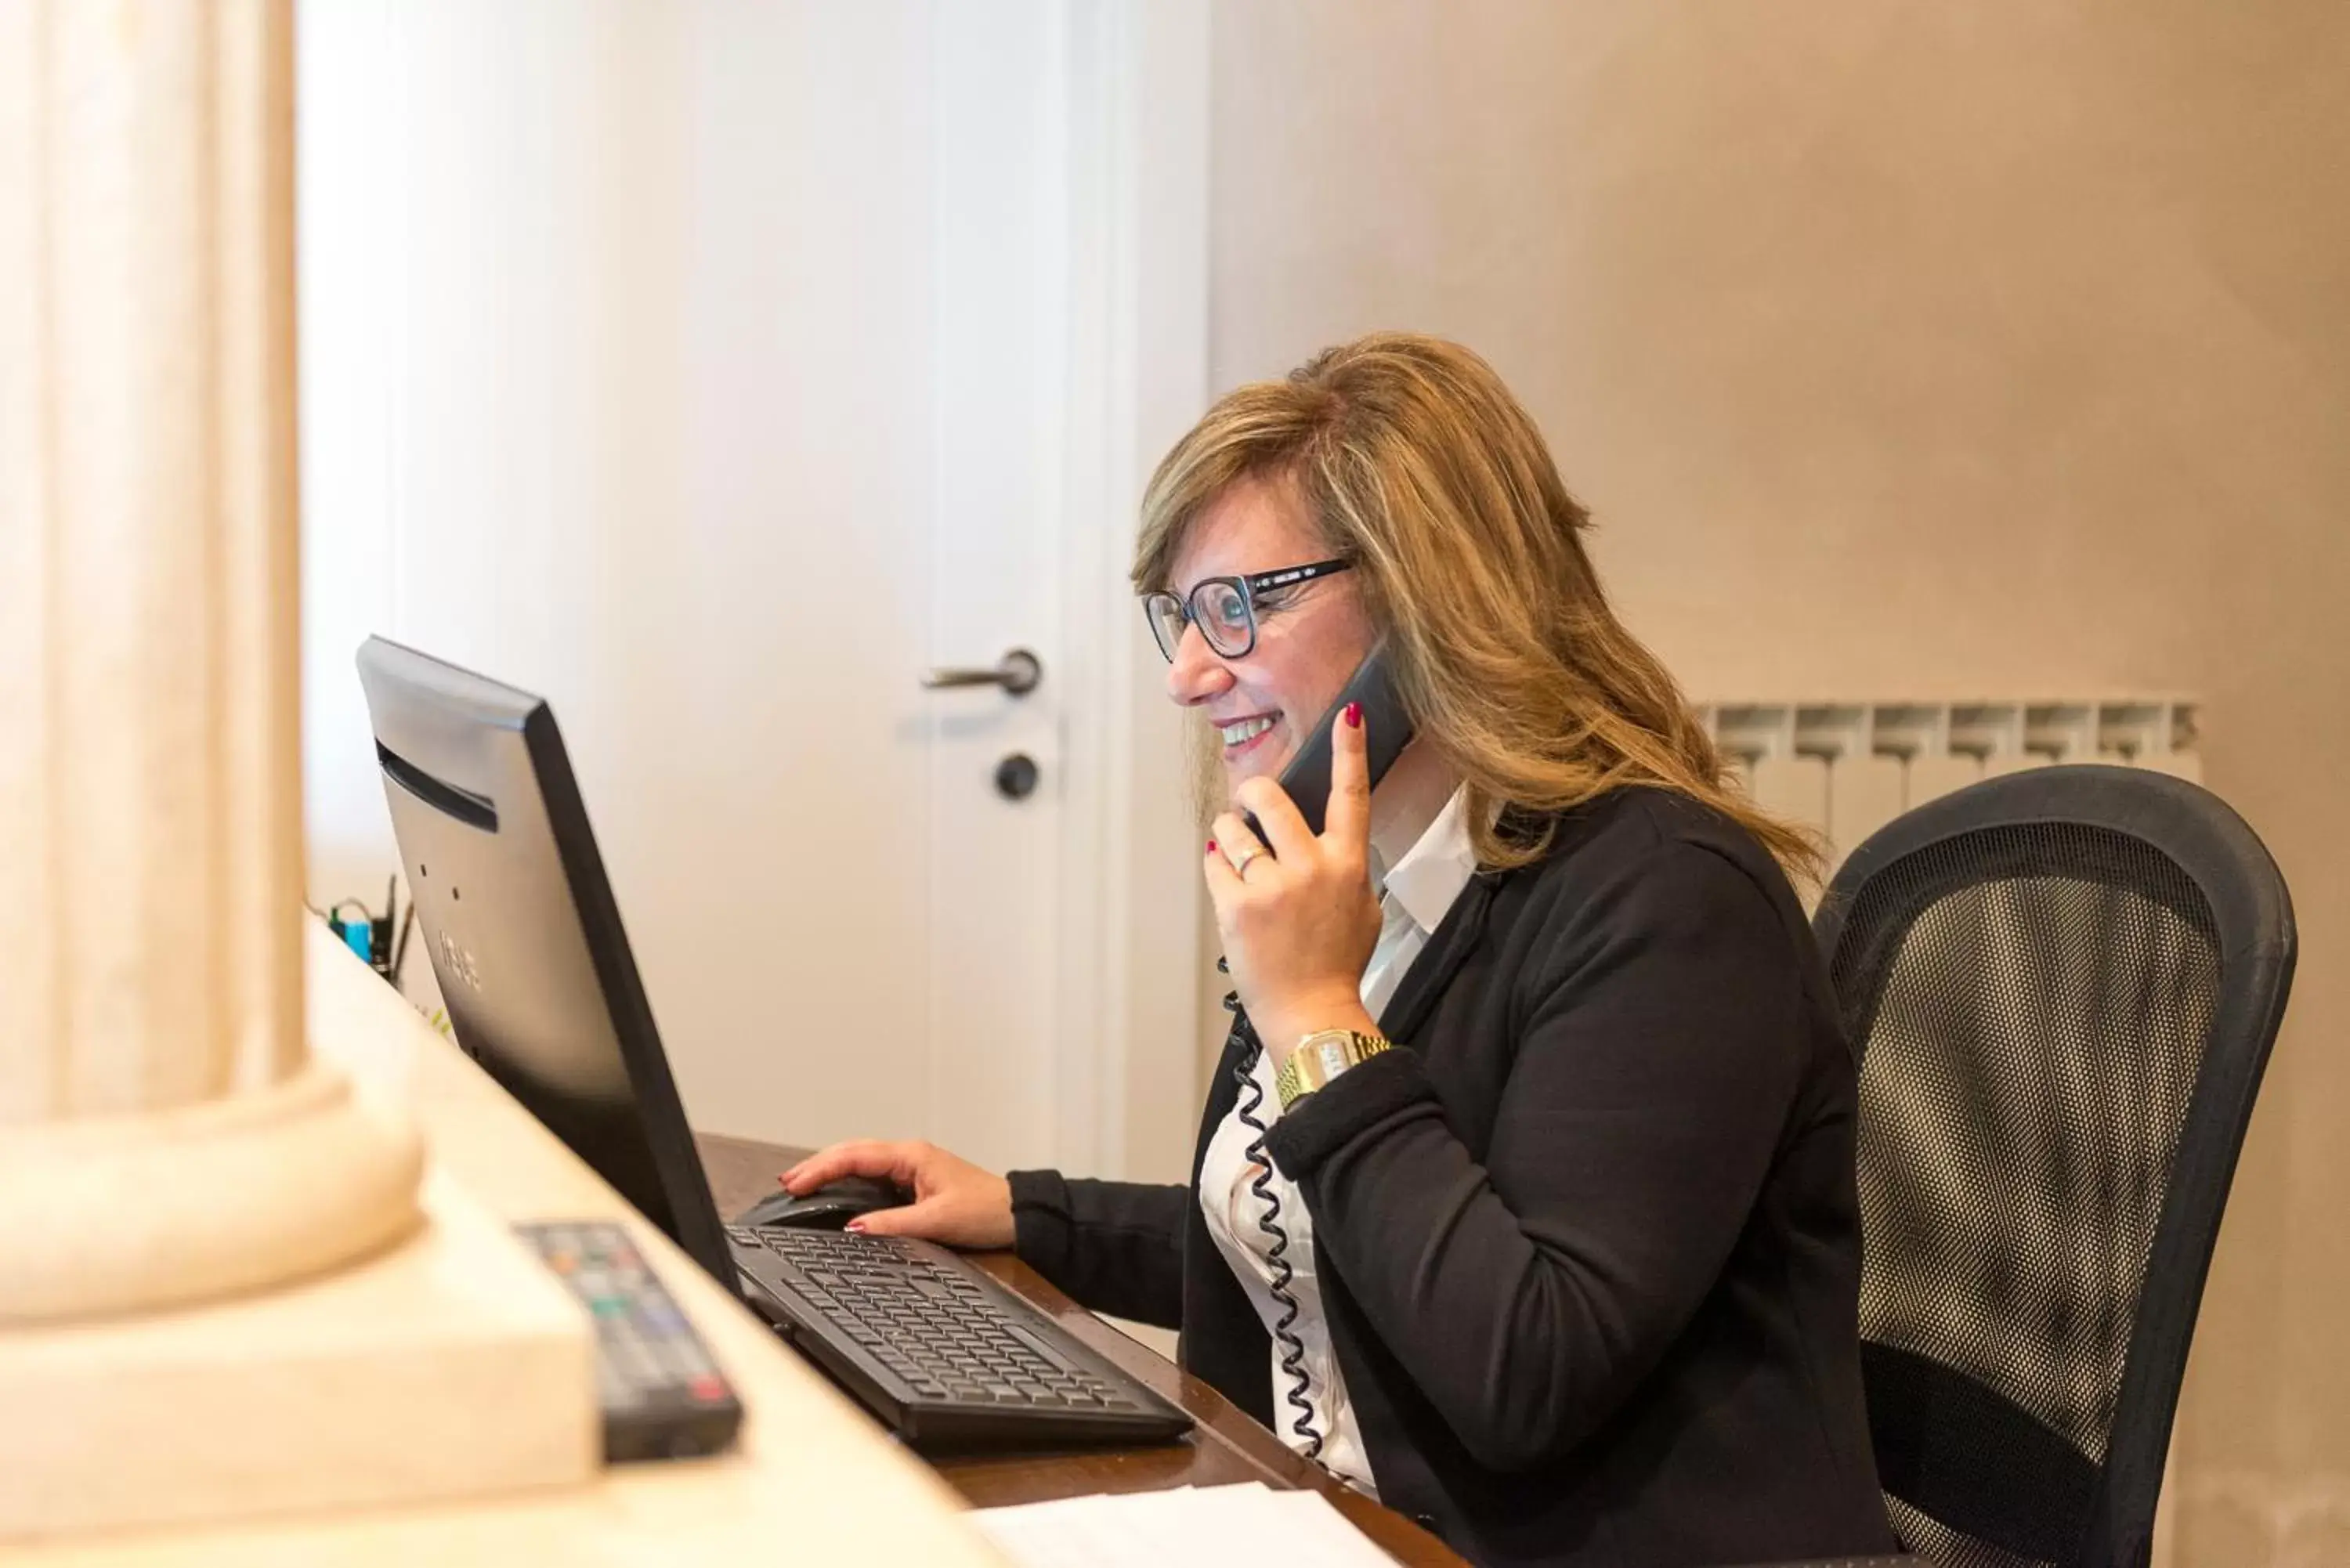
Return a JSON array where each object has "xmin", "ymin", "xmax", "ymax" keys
[{"xmin": 785, "ymin": 334, "xmax": 1896, "ymax": 1567}]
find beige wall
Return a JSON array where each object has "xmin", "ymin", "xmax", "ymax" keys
[{"xmin": 1210, "ymin": 2, "xmax": 2350, "ymax": 1560}]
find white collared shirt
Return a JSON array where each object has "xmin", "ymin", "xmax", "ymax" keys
[{"xmin": 1197, "ymin": 781, "xmax": 1480, "ymax": 1495}]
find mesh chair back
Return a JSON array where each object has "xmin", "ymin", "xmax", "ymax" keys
[{"xmin": 1812, "ymin": 767, "xmax": 2294, "ymax": 1568}]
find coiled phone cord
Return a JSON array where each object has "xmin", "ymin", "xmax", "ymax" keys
[{"xmin": 1222, "ymin": 979, "xmax": 1325, "ymax": 1460}]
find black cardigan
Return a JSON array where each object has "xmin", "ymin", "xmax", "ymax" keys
[{"xmin": 1008, "ymin": 787, "xmax": 1898, "ymax": 1567}]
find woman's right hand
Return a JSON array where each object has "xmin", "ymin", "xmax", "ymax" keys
[{"xmin": 779, "ymin": 1139, "xmax": 1014, "ymax": 1250}]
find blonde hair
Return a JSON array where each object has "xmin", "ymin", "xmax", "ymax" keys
[{"xmin": 1133, "ymin": 332, "xmax": 1822, "ymax": 884}]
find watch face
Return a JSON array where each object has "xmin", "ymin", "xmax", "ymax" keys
[{"xmin": 1315, "ymin": 1039, "xmax": 1353, "ymax": 1078}]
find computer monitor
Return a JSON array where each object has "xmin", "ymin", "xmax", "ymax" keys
[{"xmin": 355, "ymin": 635, "xmax": 736, "ymax": 1284}]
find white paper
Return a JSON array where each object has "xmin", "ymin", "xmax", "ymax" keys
[{"xmin": 972, "ymin": 1483, "xmax": 1397, "ymax": 1568}]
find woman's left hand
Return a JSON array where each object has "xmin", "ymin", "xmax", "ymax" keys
[{"xmin": 1206, "ymin": 702, "xmax": 1385, "ymax": 1064}]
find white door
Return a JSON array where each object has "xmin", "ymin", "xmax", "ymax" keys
[{"xmin": 297, "ymin": 0, "xmax": 1209, "ymax": 1181}]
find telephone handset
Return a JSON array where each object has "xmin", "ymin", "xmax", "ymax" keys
[{"xmin": 1243, "ymin": 641, "xmax": 1415, "ymax": 847}]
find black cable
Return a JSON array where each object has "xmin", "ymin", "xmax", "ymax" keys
[
  {"xmin": 389, "ymin": 898, "xmax": 418, "ymax": 986},
  {"xmin": 373, "ymin": 873, "xmax": 399, "ymax": 976},
  {"xmin": 1224, "ymin": 988, "xmax": 1324, "ymax": 1460}
]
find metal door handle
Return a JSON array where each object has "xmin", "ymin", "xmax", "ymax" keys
[{"xmin": 920, "ymin": 647, "xmax": 1041, "ymax": 696}]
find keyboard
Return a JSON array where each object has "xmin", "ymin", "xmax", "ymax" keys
[{"xmin": 727, "ymin": 1225, "xmax": 1194, "ymax": 1449}]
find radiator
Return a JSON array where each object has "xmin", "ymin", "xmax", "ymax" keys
[{"xmin": 1701, "ymin": 699, "xmax": 2202, "ymax": 876}]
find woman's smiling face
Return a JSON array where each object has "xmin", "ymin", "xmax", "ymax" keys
[{"xmin": 1162, "ymin": 475, "xmax": 1376, "ymax": 804}]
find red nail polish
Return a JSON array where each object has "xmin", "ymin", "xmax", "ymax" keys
[
  {"xmin": 1345, "ymin": 701, "xmax": 1362, "ymax": 728},
  {"xmin": 1206, "ymin": 838, "xmax": 1218, "ymax": 853},
  {"xmin": 844, "ymin": 1218, "xmax": 867, "ymax": 1234}
]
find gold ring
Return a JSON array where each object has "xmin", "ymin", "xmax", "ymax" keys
[{"xmin": 1227, "ymin": 844, "xmax": 1266, "ymax": 876}]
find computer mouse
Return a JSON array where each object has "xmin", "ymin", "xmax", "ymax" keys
[{"xmin": 734, "ymin": 1174, "xmax": 908, "ymax": 1231}]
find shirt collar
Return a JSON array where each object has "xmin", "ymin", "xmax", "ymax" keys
[{"xmin": 1379, "ymin": 784, "xmax": 1478, "ymax": 936}]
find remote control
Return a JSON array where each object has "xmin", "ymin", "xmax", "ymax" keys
[{"xmin": 515, "ymin": 1219, "xmax": 744, "ymax": 1462}]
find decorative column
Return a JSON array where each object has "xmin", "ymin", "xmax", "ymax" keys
[
  {"xmin": 0, "ymin": 6, "xmax": 592, "ymax": 1541},
  {"xmin": 0, "ymin": 0, "xmax": 424, "ymax": 1323}
]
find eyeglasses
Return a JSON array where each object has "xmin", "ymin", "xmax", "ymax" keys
[{"xmin": 1140, "ymin": 558, "xmax": 1355, "ymax": 663}]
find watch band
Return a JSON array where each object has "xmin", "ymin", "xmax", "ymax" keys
[{"xmin": 1274, "ymin": 1028, "xmax": 1393, "ymax": 1110}]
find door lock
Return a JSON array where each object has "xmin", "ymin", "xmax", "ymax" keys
[{"xmin": 993, "ymin": 753, "xmax": 1040, "ymax": 801}]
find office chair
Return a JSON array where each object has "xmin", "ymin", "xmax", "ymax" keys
[{"xmin": 1806, "ymin": 764, "xmax": 2294, "ymax": 1568}]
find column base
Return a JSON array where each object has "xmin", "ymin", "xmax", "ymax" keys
[
  {"xmin": 0, "ymin": 1166, "xmax": 597, "ymax": 1540},
  {"xmin": 0, "ymin": 1060, "xmax": 426, "ymax": 1324}
]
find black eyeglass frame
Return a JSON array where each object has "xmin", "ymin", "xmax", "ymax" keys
[{"xmin": 1139, "ymin": 558, "xmax": 1355, "ymax": 663}]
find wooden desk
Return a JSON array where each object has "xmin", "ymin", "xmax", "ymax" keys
[
  {"xmin": 696, "ymin": 1133, "xmax": 1468, "ymax": 1568},
  {"xmin": 9, "ymin": 932, "xmax": 1457, "ymax": 1566}
]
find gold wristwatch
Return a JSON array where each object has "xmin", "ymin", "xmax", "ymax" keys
[{"xmin": 1274, "ymin": 1028, "xmax": 1393, "ymax": 1110}]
